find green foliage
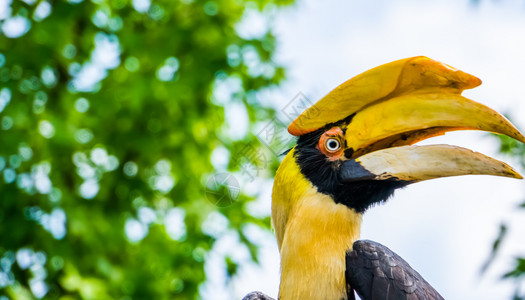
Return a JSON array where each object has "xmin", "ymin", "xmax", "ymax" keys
[
  {"xmin": 480, "ymin": 223, "xmax": 507, "ymax": 275},
  {"xmin": 503, "ymin": 258, "xmax": 525, "ymax": 279},
  {"xmin": 0, "ymin": 0, "xmax": 292, "ymax": 299},
  {"xmin": 491, "ymin": 133, "xmax": 525, "ymax": 299}
]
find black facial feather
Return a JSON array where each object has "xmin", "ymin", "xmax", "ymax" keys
[{"xmin": 294, "ymin": 128, "xmax": 409, "ymax": 213}]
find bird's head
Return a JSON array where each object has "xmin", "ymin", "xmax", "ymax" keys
[{"xmin": 278, "ymin": 56, "xmax": 525, "ymax": 216}]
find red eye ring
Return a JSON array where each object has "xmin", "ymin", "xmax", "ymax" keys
[{"xmin": 318, "ymin": 127, "xmax": 344, "ymax": 159}]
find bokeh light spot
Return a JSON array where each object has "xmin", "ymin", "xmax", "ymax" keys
[
  {"xmin": 2, "ymin": 16, "xmax": 31, "ymax": 38},
  {"xmin": 79, "ymin": 179, "xmax": 99, "ymax": 199},
  {"xmin": 38, "ymin": 120, "xmax": 55, "ymax": 138},
  {"xmin": 0, "ymin": 88, "xmax": 11, "ymax": 113},
  {"xmin": 192, "ymin": 247, "xmax": 206, "ymax": 262},
  {"xmin": 149, "ymin": 159, "xmax": 176, "ymax": 193},
  {"xmin": 0, "ymin": 271, "xmax": 14, "ymax": 289},
  {"xmin": 132, "ymin": 0, "xmax": 151, "ymax": 13},
  {"xmin": 138, "ymin": 207, "xmax": 156, "ymax": 225},
  {"xmin": 201, "ymin": 211, "xmax": 228, "ymax": 238},
  {"xmin": 106, "ymin": 155, "xmax": 119, "ymax": 171},
  {"xmin": 17, "ymin": 173, "xmax": 34, "ymax": 192},
  {"xmin": 77, "ymin": 162, "xmax": 96, "ymax": 179},
  {"xmin": 74, "ymin": 129, "xmax": 94, "ymax": 144},
  {"xmin": 50, "ymin": 256, "xmax": 64, "ymax": 270},
  {"xmin": 155, "ymin": 159, "xmax": 171, "ymax": 174},
  {"xmin": 41, "ymin": 67, "xmax": 57, "ymax": 87},
  {"xmin": 48, "ymin": 188, "xmax": 62, "ymax": 202},
  {"xmin": 123, "ymin": 161, "xmax": 138, "ymax": 177},
  {"xmin": 68, "ymin": 62, "xmax": 81, "ymax": 76},
  {"xmin": 204, "ymin": 1, "xmax": 219, "ymax": 16},
  {"xmin": 33, "ymin": 251, "xmax": 46, "ymax": 266},
  {"xmin": 19, "ymin": 76, "xmax": 42, "ymax": 94},
  {"xmin": 19, "ymin": 144, "xmax": 33, "ymax": 161},
  {"xmin": 4, "ymin": 168, "xmax": 16, "ymax": 183},
  {"xmin": 262, "ymin": 63, "xmax": 276, "ymax": 79},
  {"xmin": 70, "ymin": 32, "xmax": 121, "ymax": 92},
  {"xmin": 152, "ymin": 175, "xmax": 175, "ymax": 193},
  {"xmin": 169, "ymin": 278, "xmax": 184, "ymax": 293},
  {"xmin": 148, "ymin": 4, "xmax": 165, "ymax": 20},
  {"xmin": 226, "ymin": 44, "xmax": 241, "ymax": 67},
  {"xmin": 33, "ymin": 2, "xmax": 52, "ymax": 22},
  {"xmin": 62, "ymin": 44, "xmax": 77, "ymax": 59},
  {"xmin": 91, "ymin": 147, "xmax": 108, "ymax": 166},
  {"xmin": 1, "ymin": 116, "xmax": 13, "ymax": 130},
  {"xmin": 108, "ymin": 16, "xmax": 123, "ymax": 32},
  {"xmin": 35, "ymin": 161, "xmax": 51, "ymax": 174},
  {"xmin": 41, "ymin": 208, "xmax": 66, "ymax": 239},
  {"xmin": 165, "ymin": 208, "xmax": 186, "ymax": 241},
  {"xmin": 156, "ymin": 57, "xmax": 179, "ymax": 81},
  {"xmin": 75, "ymin": 97, "xmax": 90, "ymax": 113},
  {"xmin": 210, "ymin": 146, "xmax": 230, "ymax": 170},
  {"xmin": 16, "ymin": 248, "xmax": 33, "ymax": 270},
  {"xmin": 29, "ymin": 278, "xmax": 48, "ymax": 298},
  {"xmin": 125, "ymin": 218, "xmax": 148, "ymax": 243},
  {"xmin": 92, "ymin": 10, "xmax": 108, "ymax": 28},
  {"xmin": 33, "ymin": 162, "xmax": 52, "ymax": 194},
  {"xmin": 241, "ymin": 45, "xmax": 262, "ymax": 77},
  {"xmin": 33, "ymin": 91, "xmax": 48, "ymax": 114},
  {"xmin": 124, "ymin": 56, "xmax": 140, "ymax": 72},
  {"xmin": 9, "ymin": 155, "xmax": 21, "ymax": 168},
  {"xmin": 72, "ymin": 152, "xmax": 87, "ymax": 165},
  {"xmin": 11, "ymin": 65, "xmax": 22, "ymax": 80},
  {"xmin": 211, "ymin": 73, "xmax": 243, "ymax": 105}
]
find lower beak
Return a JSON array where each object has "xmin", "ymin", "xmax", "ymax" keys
[
  {"xmin": 339, "ymin": 93, "xmax": 525, "ymax": 183},
  {"xmin": 340, "ymin": 144, "xmax": 522, "ymax": 183}
]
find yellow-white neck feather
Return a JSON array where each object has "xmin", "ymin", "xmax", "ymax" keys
[{"xmin": 272, "ymin": 149, "xmax": 362, "ymax": 300}]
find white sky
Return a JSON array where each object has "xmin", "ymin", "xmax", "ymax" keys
[{"xmin": 227, "ymin": 0, "xmax": 525, "ymax": 299}]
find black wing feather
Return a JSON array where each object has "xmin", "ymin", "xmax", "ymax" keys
[{"xmin": 346, "ymin": 240, "xmax": 444, "ymax": 300}]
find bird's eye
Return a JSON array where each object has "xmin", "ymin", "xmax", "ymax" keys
[
  {"xmin": 318, "ymin": 127, "xmax": 344, "ymax": 158},
  {"xmin": 325, "ymin": 138, "xmax": 341, "ymax": 152}
]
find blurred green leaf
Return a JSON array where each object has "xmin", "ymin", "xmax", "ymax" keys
[
  {"xmin": 490, "ymin": 117, "xmax": 525, "ymax": 299},
  {"xmin": 503, "ymin": 258, "xmax": 525, "ymax": 279},
  {"xmin": 480, "ymin": 223, "xmax": 507, "ymax": 275},
  {"xmin": 0, "ymin": 0, "xmax": 293, "ymax": 298}
]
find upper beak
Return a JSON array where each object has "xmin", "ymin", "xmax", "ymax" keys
[
  {"xmin": 338, "ymin": 90, "xmax": 525, "ymax": 182},
  {"xmin": 289, "ymin": 56, "xmax": 525, "ymax": 183}
]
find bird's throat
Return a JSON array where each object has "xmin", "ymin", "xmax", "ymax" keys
[{"xmin": 272, "ymin": 150, "xmax": 362, "ymax": 300}]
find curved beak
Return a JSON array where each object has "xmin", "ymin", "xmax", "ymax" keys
[
  {"xmin": 340, "ymin": 145, "xmax": 522, "ymax": 183},
  {"xmin": 293, "ymin": 56, "xmax": 525, "ymax": 183},
  {"xmin": 339, "ymin": 94, "xmax": 524, "ymax": 183}
]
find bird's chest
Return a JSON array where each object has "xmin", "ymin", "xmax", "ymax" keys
[{"xmin": 277, "ymin": 194, "xmax": 362, "ymax": 300}]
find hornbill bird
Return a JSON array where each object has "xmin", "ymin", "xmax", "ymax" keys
[{"xmin": 243, "ymin": 56, "xmax": 525, "ymax": 300}]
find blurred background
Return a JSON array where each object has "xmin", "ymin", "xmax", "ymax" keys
[{"xmin": 1, "ymin": 0, "xmax": 525, "ymax": 299}]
